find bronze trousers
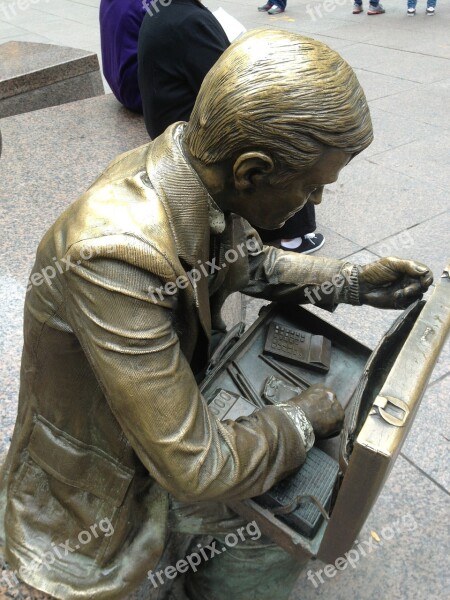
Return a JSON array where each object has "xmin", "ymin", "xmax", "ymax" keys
[{"xmin": 165, "ymin": 500, "xmax": 308, "ymax": 600}]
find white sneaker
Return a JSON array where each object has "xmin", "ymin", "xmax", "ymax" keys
[
  {"xmin": 426, "ymin": 6, "xmax": 435, "ymax": 14},
  {"xmin": 407, "ymin": 7, "xmax": 416, "ymax": 15}
]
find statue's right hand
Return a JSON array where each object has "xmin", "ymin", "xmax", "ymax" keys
[{"xmin": 287, "ymin": 384, "xmax": 344, "ymax": 439}]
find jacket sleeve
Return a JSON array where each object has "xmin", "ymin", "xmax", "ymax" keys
[
  {"xmin": 63, "ymin": 239, "xmax": 306, "ymax": 503},
  {"xmin": 241, "ymin": 221, "xmax": 358, "ymax": 311}
]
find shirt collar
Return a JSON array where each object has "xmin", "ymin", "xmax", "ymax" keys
[{"xmin": 145, "ymin": 123, "xmax": 225, "ymax": 266}]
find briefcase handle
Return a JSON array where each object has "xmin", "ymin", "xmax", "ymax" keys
[{"xmin": 206, "ymin": 322, "xmax": 246, "ymax": 376}]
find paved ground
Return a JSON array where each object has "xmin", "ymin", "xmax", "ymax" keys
[{"xmin": 0, "ymin": 1, "xmax": 449, "ymax": 599}]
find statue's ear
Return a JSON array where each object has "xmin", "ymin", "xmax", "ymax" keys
[{"xmin": 233, "ymin": 152, "xmax": 274, "ymax": 191}]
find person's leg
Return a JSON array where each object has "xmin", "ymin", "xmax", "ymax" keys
[
  {"xmin": 426, "ymin": 0, "xmax": 436, "ymax": 12},
  {"xmin": 168, "ymin": 499, "xmax": 309, "ymax": 600},
  {"xmin": 281, "ymin": 204, "xmax": 316, "ymax": 239},
  {"xmin": 185, "ymin": 534, "xmax": 307, "ymax": 600},
  {"xmin": 352, "ymin": 0, "xmax": 363, "ymax": 13},
  {"xmin": 368, "ymin": 0, "xmax": 385, "ymax": 13},
  {"xmin": 267, "ymin": 0, "xmax": 286, "ymax": 12},
  {"xmin": 257, "ymin": 204, "xmax": 315, "ymax": 243},
  {"xmin": 257, "ymin": 205, "xmax": 324, "ymax": 254}
]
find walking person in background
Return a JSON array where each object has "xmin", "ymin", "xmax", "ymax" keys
[
  {"xmin": 352, "ymin": 0, "xmax": 385, "ymax": 14},
  {"xmin": 407, "ymin": 0, "xmax": 436, "ymax": 15},
  {"xmin": 258, "ymin": 0, "xmax": 286, "ymax": 14}
]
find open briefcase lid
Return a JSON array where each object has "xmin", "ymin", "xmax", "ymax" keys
[
  {"xmin": 317, "ymin": 262, "xmax": 450, "ymax": 563},
  {"xmin": 202, "ymin": 262, "xmax": 450, "ymax": 564}
]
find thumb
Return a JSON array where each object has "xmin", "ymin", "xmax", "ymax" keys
[{"xmin": 385, "ymin": 257, "xmax": 430, "ymax": 277}]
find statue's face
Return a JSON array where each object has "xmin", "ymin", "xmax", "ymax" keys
[{"xmin": 236, "ymin": 146, "xmax": 352, "ymax": 230}]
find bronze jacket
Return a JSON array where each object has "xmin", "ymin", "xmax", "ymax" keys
[{"xmin": 0, "ymin": 124, "xmax": 352, "ymax": 599}]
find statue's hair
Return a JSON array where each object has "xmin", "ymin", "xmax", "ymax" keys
[{"xmin": 185, "ymin": 29, "xmax": 373, "ymax": 182}]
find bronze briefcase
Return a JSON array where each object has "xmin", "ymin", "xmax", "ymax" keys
[{"xmin": 200, "ymin": 263, "xmax": 450, "ymax": 563}]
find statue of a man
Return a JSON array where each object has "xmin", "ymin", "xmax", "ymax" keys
[{"xmin": 0, "ymin": 30, "xmax": 432, "ymax": 600}]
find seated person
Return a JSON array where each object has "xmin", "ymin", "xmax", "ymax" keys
[
  {"xmin": 138, "ymin": 0, "xmax": 229, "ymax": 138},
  {"xmin": 139, "ymin": 0, "xmax": 323, "ymax": 258},
  {"xmin": 0, "ymin": 30, "xmax": 432, "ymax": 600},
  {"xmin": 99, "ymin": 0, "xmax": 147, "ymax": 112}
]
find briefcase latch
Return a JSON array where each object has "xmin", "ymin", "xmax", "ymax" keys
[{"xmin": 371, "ymin": 395, "xmax": 410, "ymax": 427}]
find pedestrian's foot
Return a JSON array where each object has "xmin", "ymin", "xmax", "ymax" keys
[
  {"xmin": 258, "ymin": 3, "xmax": 273, "ymax": 10},
  {"xmin": 352, "ymin": 3, "xmax": 363, "ymax": 13},
  {"xmin": 268, "ymin": 5, "xmax": 285, "ymax": 13},
  {"xmin": 426, "ymin": 6, "xmax": 435, "ymax": 14},
  {"xmin": 281, "ymin": 233, "xmax": 325, "ymax": 255},
  {"xmin": 367, "ymin": 3, "xmax": 385, "ymax": 13},
  {"xmin": 407, "ymin": 7, "xmax": 416, "ymax": 15}
]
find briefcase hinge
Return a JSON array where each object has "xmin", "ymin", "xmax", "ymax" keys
[{"xmin": 371, "ymin": 395, "xmax": 410, "ymax": 427}]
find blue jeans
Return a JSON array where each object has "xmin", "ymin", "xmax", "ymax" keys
[
  {"xmin": 355, "ymin": 0, "xmax": 380, "ymax": 5},
  {"xmin": 408, "ymin": 0, "xmax": 436, "ymax": 6},
  {"xmin": 271, "ymin": 0, "xmax": 287, "ymax": 8}
]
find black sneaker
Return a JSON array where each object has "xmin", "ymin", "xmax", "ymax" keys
[{"xmin": 291, "ymin": 233, "xmax": 325, "ymax": 254}]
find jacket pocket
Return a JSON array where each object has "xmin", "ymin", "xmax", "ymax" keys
[{"xmin": 7, "ymin": 417, "xmax": 134, "ymax": 568}]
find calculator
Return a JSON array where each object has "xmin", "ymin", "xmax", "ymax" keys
[
  {"xmin": 264, "ymin": 321, "xmax": 331, "ymax": 372},
  {"xmin": 208, "ymin": 389, "xmax": 257, "ymax": 421}
]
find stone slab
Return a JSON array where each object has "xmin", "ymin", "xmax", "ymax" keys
[
  {"xmin": 363, "ymin": 25, "xmax": 450, "ymax": 60},
  {"xmin": 368, "ymin": 210, "xmax": 450, "ymax": 287},
  {"xmin": 353, "ymin": 68, "xmax": 419, "ymax": 102},
  {"xmin": 402, "ymin": 374, "xmax": 450, "ymax": 492},
  {"xmin": 13, "ymin": 16, "xmax": 100, "ymax": 51},
  {"xmin": 0, "ymin": 30, "xmax": 51, "ymax": 44},
  {"xmin": 0, "ymin": 41, "xmax": 101, "ymax": 99},
  {"xmin": 339, "ymin": 42, "xmax": 450, "ymax": 83},
  {"xmin": 369, "ymin": 131, "xmax": 450, "ymax": 191},
  {"xmin": 369, "ymin": 77, "xmax": 450, "ymax": 130},
  {"xmin": 0, "ymin": 70, "xmax": 104, "ymax": 118},
  {"xmin": 34, "ymin": 0, "xmax": 100, "ymax": 26},
  {"xmin": 0, "ymin": 6, "xmax": 61, "ymax": 29},
  {"xmin": 362, "ymin": 106, "xmax": 441, "ymax": 158},
  {"xmin": 292, "ymin": 455, "xmax": 450, "ymax": 599},
  {"xmin": 317, "ymin": 159, "xmax": 448, "ymax": 247},
  {"xmin": 314, "ymin": 223, "xmax": 362, "ymax": 260},
  {"xmin": 221, "ymin": 292, "xmax": 244, "ymax": 328},
  {"xmin": 0, "ymin": 19, "xmax": 27, "ymax": 41},
  {"xmin": 0, "ymin": 93, "xmax": 148, "ymax": 282}
]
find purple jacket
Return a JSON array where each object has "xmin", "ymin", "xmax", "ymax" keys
[{"xmin": 99, "ymin": 0, "xmax": 147, "ymax": 112}]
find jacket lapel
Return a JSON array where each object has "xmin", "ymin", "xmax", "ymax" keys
[{"xmin": 145, "ymin": 124, "xmax": 213, "ymax": 342}]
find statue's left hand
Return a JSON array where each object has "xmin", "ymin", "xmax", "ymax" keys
[{"xmin": 359, "ymin": 256, "xmax": 433, "ymax": 309}]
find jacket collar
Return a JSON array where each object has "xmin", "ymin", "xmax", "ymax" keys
[{"xmin": 145, "ymin": 123, "xmax": 225, "ymax": 268}]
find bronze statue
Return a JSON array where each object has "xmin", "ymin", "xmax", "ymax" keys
[{"xmin": 0, "ymin": 30, "xmax": 432, "ymax": 600}]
